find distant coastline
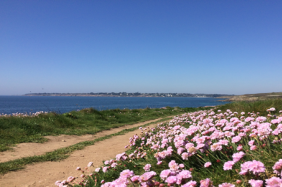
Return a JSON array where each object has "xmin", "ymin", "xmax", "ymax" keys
[{"xmin": 24, "ymin": 92, "xmax": 233, "ymax": 98}]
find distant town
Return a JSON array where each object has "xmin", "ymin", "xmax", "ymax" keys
[{"xmin": 24, "ymin": 92, "xmax": 233, "ymax": 98}]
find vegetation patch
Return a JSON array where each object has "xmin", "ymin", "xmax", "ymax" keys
[
  {"xmin": 56, "ymin": 99, "xmax": 282, "ymax": 187},
  {"xmin": 0, "ymin": 107, "xmax": 206, "ymax": 152}
]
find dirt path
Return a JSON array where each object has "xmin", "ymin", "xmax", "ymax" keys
[
  {"xmin": 0, "ymin": 117, "xmax": 173, "ymax": 187},
  {"xmin": 0, "ymin": 118, "xmax": 167, "ymax": 163}
]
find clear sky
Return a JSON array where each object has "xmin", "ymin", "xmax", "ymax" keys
[{"xmin": 1, "ymin": 0, "xmax": 282, "ymax": 95}]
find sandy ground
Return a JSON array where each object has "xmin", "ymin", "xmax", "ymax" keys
[{"xmin": 0, "ymin": 117, "xmax": 173, "ymax": 187}]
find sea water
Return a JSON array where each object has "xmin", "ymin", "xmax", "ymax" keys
[{"xmin": 0, "ymin": 96, "xmax": 229, "ymax": 115}]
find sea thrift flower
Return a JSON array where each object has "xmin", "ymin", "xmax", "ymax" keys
[
  {"xmin": 87, "ymin": 162, "xmax": 93, "ymax": 167},
  {"xmin": 219, "ymin": 183, "xmax": 235, "ymax": 187},
  {"xmin": 273, "ymin": 159, "xmax": 282, "ymax": 175},
  {"xmin": 139, "ymin": 171, "xmax": 156, "ymax": 182},
  {"xmin": 182, "ymin": 180, "xmax": 197, "ymax": 187},
  {"xmin": 160, "ymin": 169, "xmax": 171, "ymax": 180},
  {"xmin": 200, "ymin": 178, "xmax": 213, "ymax": 187},
  {"xmin": 232, "ymin": 136, "xmax": 241, "ymax": 143},
  {"xmin": 232, "ymin": 151, "xmax": 245, "ymax": 162},
  {"xmin": 143, "ymin": 164, "xmax": 151, "ymax": 171},
  {"xmin": 131, "ymin": 175, "xmax": 140, "ymax": 182},
  {"xmin": 179, "ymin": 164, "xmax": 185, "ymax": 168},
  {"xmin": 250, "ymin": 145, "xmax": 257, "ymax": 151},
  {"xmin": 256, "ymin": 116, "xmax": 267, "ymax": 122},
  {"xmin": 268, "ymin": 107, "xmax": 276, "ymax": 112},
  {"xmin": 249, "ymin": 179, "xmax": 263, "ymax": 187},
  {"xmin": 178, "ymin": 170, "xmax": 192, "ymax": 179},
  {"xmin": 166, "ymin": 176, "xmax": 177, "ymax": 184},
  {"xmin": 265, "ymin": 177, "xmax": 282, "ymax": 186},
  {"xmin": 204, "ymin": 162, "xmax": 212, "ymax": 168},
  {"xmin": 55, "ymin": 181, "xmax": 61, "ymax": 186},
  {"xmin": 67, "ymin": 176, "xmax": 75, "ymax": 182},
  {"xmin": 223, "ymin": 161, "xmax": 235, "ymax": 170},
  {"xmin": 237, "ymin": 145, "xmax": 243, "ymax": 151},
  {"xmin": 169, "ymin": 160, "xmax": 179, "ymax": 171},
  {"xmin": 182, "ymin": 152, "xmax": 189, "ymax": 160},
  {"xmin": 157, "ymin": 161, "xmax": 163, "ymax": 165},
  {"xmin": 240, "ymin": 160, "xmax": 265, "ymax": 175},
  {"xmin": 248, "ymin": 140, "xmax": 255, "ymax": 146},
  {"xmin": 102, "ymin": 166, "xmax": 108, "ymax": 173}
]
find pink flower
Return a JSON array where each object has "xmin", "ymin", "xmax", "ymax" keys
[
  {"xmin": 250, "ymin": 145, "xmax": 257, "ymax": 151},
  {"xmin": 165, "ymin": 176, "xmax": 177, "ymax": 184},
  {"xmin": 143, "ymin": 164, "xmax": 151, "ymax": 172},
  {"xmin": 203, "ymin": 118, "xmax": 213, "ymax": 124},
  {"xmin": 160, "ymin": 169, "xmax": 171, "ymax": 180},
  {"xmin": 182, "ymin": 152, "xmax": 189, "ymax": 160},
  {"xmin": 67, "ymin": 176, "xmax": 75, "ymax": 182},
  {"xmin": 111, "ymin": 162, "xmax": 117, "ymax": 168},
  {"xmin": 102, "ymin": 166, "xmax": 108, "ymax": 173},
  {"xmin": 178, "ymin": 170, "xmax": 192, "ymax": 179},
  {"xmin": 237, "ymin": 144, "xmax": 243, "ymax": 151},
  {"xmin": 240, "ymin": 160, "xmax": 265, "ymax": 175},
  {"xmin": 131, "ymin": 175, "xmax": 140, "ymax": 182},
  {"xmin": 232, "ymin": 151, "xmax": 245, "ymax": 162},
  {"xmin": 55, "ymin": 181, "xmax": 61, "ymax": 186},
  {"xmin": 249, "ymin": 179, "xmax": 263, "ymax": 187},
  {"xmin": 179, "ymin": 164, "xmax": 185, "ymax": 168},
  {"xmin": 169, "ymin": 160, "xmax": 179, "ymax": 171},
  {"xmin": 248, "ymin": 140, "xmax": 255, "ymax": 146},
  {"xmin": 210, "ymin": 143, "xmax": 222, "ymax": 151},
  {"xmin": 182, "ymin": 180, "xmax": 197, "ymax": 187},
  {"xmin": 223, "ymin": 161, "xmax": 235, "ymax": 170},
  {"xmin": 232, "ymin": 136, "xmax": 241, "ymax": 143},
  {"xmin": 204, "ymin": 162, "xmax": 212, "ymax": 168},
  {"xmin": 139, "ymin": 171, "xmax": 156, "ymax": 182},
  {"xmin": 256, "ymin": 116, "xmax": 267, "ymax": 122},
  {"xmin": 266, "ymin": 177, "xmax": 282, "ymax": 186},
  {"xmin": 219, "ymin": 183, "xmax": 235, "ymax": 187},
  {"xmin": 200, "ymin": 178, "xmax": 213, "ymax": 187},
  {"xmin": 87, "ymin": 162, "xmax": 93, "ymax": 167},
  {"xmin": 268, "ymin": 107, "xmax": 276, "ymax": 112},
  {"xmin": 273, "ymin": 159, "xmax": 282, "ymax": 175},
  {"xmin": 120, "ymin": 169, "xmax": 134, "ymax": 179}
]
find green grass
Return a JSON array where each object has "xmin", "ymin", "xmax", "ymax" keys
[
  {"xmin": 0, "ymin": 117, "xmax": 172, "ymax": 175},
  {"xmin": 215, "ymin": 98, "xmax": 282, "ymax": 116},
  {"xmin": 0, "ymin": 106, "xmax": 205, "ymax": 152}
]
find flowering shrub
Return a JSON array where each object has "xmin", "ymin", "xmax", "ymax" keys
[
  {"xmin": 56, "ymin": 107, "xmax": 282, "ymax": 186},
  {"xmin": 0, "ymin": 111, "xmax": 48, "ymax": 117}
]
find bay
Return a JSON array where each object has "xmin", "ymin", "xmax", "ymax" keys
[{"xmin": 0, "ymin": 96, "xmax": 229, "ymax": 115}]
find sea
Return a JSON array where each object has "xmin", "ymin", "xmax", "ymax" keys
[{"xmin": 0, "ymin": 96, "xmax": 230, "ymax": 115}]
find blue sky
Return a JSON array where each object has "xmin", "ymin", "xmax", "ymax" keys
[{"xmin": 1, "ymin": 0, "xmax": 282, "ymax": 95}]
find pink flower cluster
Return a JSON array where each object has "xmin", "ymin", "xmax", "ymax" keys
[
  {"xmin": 239, "ymin": 160, "xmax": 265, "ymax": 175},
  {"xmin": 56, "ymin": 107, "xmax": 282, "ymax": 186}
]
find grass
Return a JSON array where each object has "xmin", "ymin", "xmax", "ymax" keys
[
  {"xmin": 215, "ymin": 98, "xmax": 282, "ymax": 116},
  {"xmin": 0, "ymin": 106, "xmax": 207, "ymax": 152}
]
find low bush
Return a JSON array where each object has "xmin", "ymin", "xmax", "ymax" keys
[{"xmin": 56, "ymin": 101, "xmax": 282, "ymax": 187}]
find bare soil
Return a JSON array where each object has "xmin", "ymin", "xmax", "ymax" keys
[{"xmin": 0, "ymin": 117, "xmax": 172, "ymax": 187}]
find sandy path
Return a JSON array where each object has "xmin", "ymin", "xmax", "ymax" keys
[
  {"xmin": 0, "ymin": 118, "xmax": 166, "ymax": 163},
  {"xmin": 0, "ymin": 117, "xmax": 173, "ymax": 187}
]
